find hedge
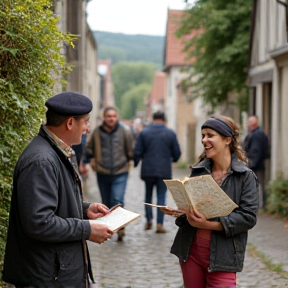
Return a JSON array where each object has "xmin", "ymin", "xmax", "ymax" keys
[{"xmin": 0, "ymin": 0, "xmax": 74, "ymax": 271}]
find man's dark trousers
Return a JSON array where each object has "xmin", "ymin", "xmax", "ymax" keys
[{"xmin": 143, "ymin": 176, "xmax": 166, "ymax": 224}]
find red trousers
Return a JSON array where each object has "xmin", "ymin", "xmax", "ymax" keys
[{"xmin": 180, "ymin": 230, "xmax": 236, "ymax": 288}]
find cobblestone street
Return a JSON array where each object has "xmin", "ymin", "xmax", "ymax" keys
[{"xmin": 85, "ymin": 166, "xmax": 288, "ymax": 288}]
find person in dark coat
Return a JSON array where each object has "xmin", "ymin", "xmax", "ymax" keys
[
  {"xmin": 166, "ymin": 116, "xmax": 258, "ymax": 288},
  {"xmin": 242, "ymin": 115, "xmax": 270, "ymax": 209},
  {"xmin": 133, "ymin": 111, "xmax": 181, "ymax": 233},
  {"xmin": 2, "ymin": 92, "xmax": 114, "ymax": 288}
]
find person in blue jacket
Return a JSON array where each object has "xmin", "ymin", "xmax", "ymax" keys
[{"xmin": 133, "ymin": 111, "xmax": 181, "ymax": 233}]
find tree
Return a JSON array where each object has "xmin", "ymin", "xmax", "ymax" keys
[
  {"xmin": 111, "ymin": 62, "xmax": 155, "ymax": 114},
  {"xmin": 178, "ymin": 0, "xmax": 252, "ymax": 110},
  {"xmin": 0, "ymin": 0, "xmax": 73, "ymax": 267},
  {"xmin": 93, "ymin": 31, "xmax": 164, "ymax": 66},
  {"xmin": 121, "ymin": 83, "xmax": 152, "ymax": 119}
]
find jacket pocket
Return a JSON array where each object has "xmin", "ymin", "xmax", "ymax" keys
[{"xmin": 55, "ymin": 246, "xmax": 85, "ymax": 284}]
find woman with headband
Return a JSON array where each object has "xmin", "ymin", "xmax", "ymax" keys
[{"xmin": 170, "ymin": 116, "xmax": 258, "ymax": 288}]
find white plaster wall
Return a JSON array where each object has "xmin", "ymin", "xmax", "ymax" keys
[
  {"xmin": 255, "ymin": 83, "xmax": 263, "ymax": 123},
  {"xmin": 249, "ymin": 0, "xmax": 288, "ymax": 180},
  {"xmin": 269, "ymin": 0, "xmax": 276, "ymax": 51},
  {"xmin": 176, "ymin": 116, "xmax": 188, "ymax": 163},
  {"xmin": 271, "ymin": 60, "xmax": 280, "ymax": 179},
  {"xmin": 193, "ymin": 98, "xmax": 209, "ymax": 158},
  {"xmin": 256, "ymin": 0, "xmax": 287, "ymax": 63},
  {"xmin": 85, "ymin": 30, "xmax": 100, "ymax": 131},
  {"xmin": 249, "ymin": 61, "xmax": 274, "ymax": 77},
  {"xmin": 259, "ymin": 0, "xmax": 267, "ymax": 62},
  {"xmin": 165, "ymin": 68, "xmax": 177, "ymax": 131},
  {"xmin": 280, "ymin": 66, "xmax": 288, "ymax": 177},
  {"xmin": 276, "ymin": 1, "xmax": 287, "ymax": 47},
  {"xmin": 54, "ymin": 0, "xmax": 67, "ymax": 33},
  {"xmin": 81, "ymin": 0, "xmax": 87, "ymax": 96},
  {"xmin": 165, "ymin": 66, "xmax": 190, "ymax": 130},
  {"xmin": 267, "ymin": 0, "xmax": 287, "ymax": 51}
]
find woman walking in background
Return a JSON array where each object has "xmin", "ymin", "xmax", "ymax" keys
[{"xmin": 170, "ymin": 116, "xmax": 258, "ymax": 288}]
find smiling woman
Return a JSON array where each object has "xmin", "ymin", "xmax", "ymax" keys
[{"xmin": 170, "ymin": 115, "xmax": 259, "ymax": 288}]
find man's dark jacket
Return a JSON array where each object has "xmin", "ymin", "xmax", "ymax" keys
[
  {"xmin": 171, "ymin": 155, "xmax": 258, "ymax": 272},
  {"xmin": 133, "ymin": 123, "xmax": 181, "ymax": 179},
  {"xmin": 242, "ymin": 127, "xmax": 270, "ymax": 170},
  {"xmin": 2, "ymin": 126, "xmax": 92, "ymax": 287}
]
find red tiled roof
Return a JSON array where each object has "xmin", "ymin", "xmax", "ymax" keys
[
  {"xmin": 150, "ymin": 72, "xmax": 166, "ymax": 104},
  {"xmin": 98, "ymin": 60, "xmax": 111, "ymax": 65},
  {"xmin": 164, "ymin": 9, "xmax": 195, "ymax": 68}
]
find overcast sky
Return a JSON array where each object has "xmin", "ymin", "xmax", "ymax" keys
[{"xmin": 86, "ymin": 0, "xmax": 192, "ymax": 36}]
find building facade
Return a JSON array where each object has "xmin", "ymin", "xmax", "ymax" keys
[
  {"xmin": 248, "ymin": 0, "xmax": 288, "ymax": 179},
  {"xmin": 53, "ymin": 0, "xmax": 101, "ymax": 132}
]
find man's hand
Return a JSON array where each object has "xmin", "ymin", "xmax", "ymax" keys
[
  {"xmin": 89, "ymin": 222, "xmax": 113, "ymax": 244},
  {"xmin": 87, "ymin": 203, "xmax": 110, "ymax": 219},
  {"xmin": 79, "ymin": 163, "xmax": 89, "ymax": 179}
]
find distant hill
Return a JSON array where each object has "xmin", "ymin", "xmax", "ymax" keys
[{"xmin": 93, "ymin": 31, "xmax": 165, "ymax": 67}]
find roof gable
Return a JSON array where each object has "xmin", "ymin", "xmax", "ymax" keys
[{"xmin": 164, "ymin": 9, "xmax": 194, "ymax": 69}]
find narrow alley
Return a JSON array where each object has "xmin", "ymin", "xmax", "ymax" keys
[{"xmin": 85, "ymin": 166, "xmax": 288, "ymax": 288}]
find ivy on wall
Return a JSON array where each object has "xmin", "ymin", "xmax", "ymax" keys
[{"xmin": 0, "ymin": 0, "xmax": 74, "ymax": 268}]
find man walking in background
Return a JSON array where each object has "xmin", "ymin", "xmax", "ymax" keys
[
  {"xmin": 84, "ymin": 106, "xmax": 134, "ymax": 241},
  {"xmin": 133, "ymin": 111, "xmax": 181, "ymax": 233},
  {"xmin": 242, "ymin": 115, "xmax": 270, "ymax": 209}
]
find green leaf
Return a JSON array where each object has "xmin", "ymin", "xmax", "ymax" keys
[
  {"xmin": 0, "ymin": 46, "xmax": 19, "ymax": 56},
  {"xmin": 0, "ymin": 0, "xmax": 75, "ymax": 271}
]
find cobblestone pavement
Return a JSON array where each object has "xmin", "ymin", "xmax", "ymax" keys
[{"xmin": 85, "ymin": 166, "xmax": 288, "ymax": 288}]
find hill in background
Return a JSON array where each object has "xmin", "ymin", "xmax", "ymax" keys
[{"xmin": 93, "ymin": 31, "xmax": 165, "ymax": 67}]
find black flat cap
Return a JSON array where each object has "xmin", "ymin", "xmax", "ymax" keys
[{"xmin": 45, "ymin": 91, "xmax": 93, "ymax": 116}]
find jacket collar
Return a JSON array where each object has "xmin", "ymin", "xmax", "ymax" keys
[
  {"xmin": 100, "ymin": 121, "xmax": 119, "ymax": 134},
  {"xmin": 150, "ymin": 123, "xmax": 165, "ymax": 127},
  {"xmin": 192, "ymin": 154, "xmax": 249, "ymax": 174},
  {"xmin": 40, "ymin": 125, "xmax": 72, "ymax": 158},
  {"xmin": 251, "ymin": 126, "xmax": 260, "ymax": 133}
]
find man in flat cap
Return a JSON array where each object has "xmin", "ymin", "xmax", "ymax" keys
[{"xmin": 2, "ymin": 92, "xmax": 113, "ymax": 288}]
